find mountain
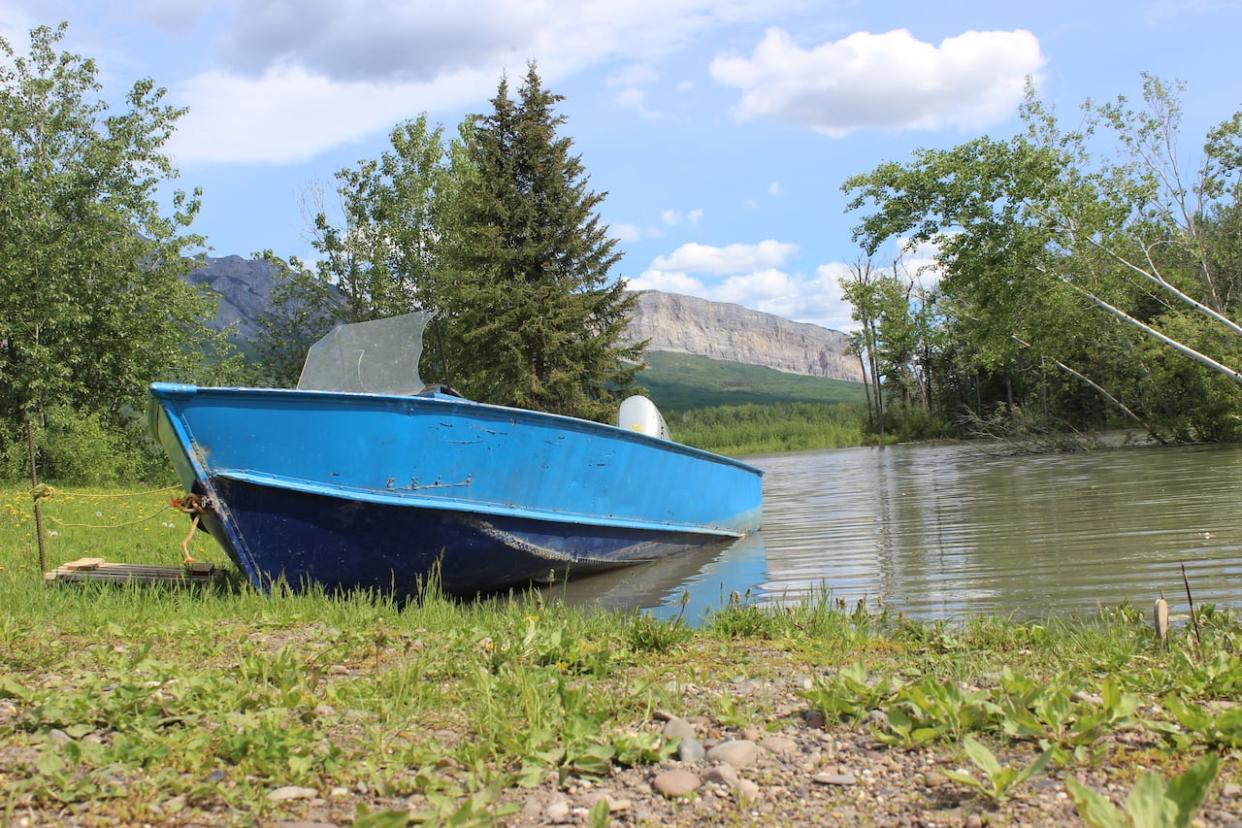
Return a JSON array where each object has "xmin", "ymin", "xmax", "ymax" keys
[
  {"xmin": 187, "ymin": 258, "xmax": 863, "ymax": 385},
  {"xmin": 187, "ymin": 255, "xmax": 281, "ymax": 341},
  {"xmin": 623, "ymin": 290, "xmax": 860, "ymax": 381}
]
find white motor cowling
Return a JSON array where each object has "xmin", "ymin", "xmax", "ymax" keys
[{"xmin": 617, "ymin": 395, "xmax": 669, "ymax": 440}]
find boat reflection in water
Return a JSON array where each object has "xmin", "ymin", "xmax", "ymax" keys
[{"xmin": 546, "ymin": 531, "xmax": 769, "ymax": 624}]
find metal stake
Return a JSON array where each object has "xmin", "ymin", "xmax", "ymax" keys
[{"xmin": 26, "ymin": 416, "xmax": 47, "ymax": 574}]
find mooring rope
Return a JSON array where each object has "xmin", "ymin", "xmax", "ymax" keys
[
  {"xmin": 46, "ymin": 504, "xmax": 174, "ymax": 530},
  {"xmin": 31, "ymin": 483, "xmax": 182, "ymax": 502}
]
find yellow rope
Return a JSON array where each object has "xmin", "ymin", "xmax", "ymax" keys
[
  {"xmin": 42, "ymin": 484, "xmax": 182, "ymax": 501},
  {"xmin": 46, "ymin": 505, "xmax": 174, "ymax": 529}
]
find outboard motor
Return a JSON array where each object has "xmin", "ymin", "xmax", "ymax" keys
[{"xmin": 617, "ymin": 395, "xmax": 669, "ymax": 440}]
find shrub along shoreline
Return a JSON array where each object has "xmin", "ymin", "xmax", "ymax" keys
[{"xmin": 2, "ymin": 486, "xmax": 1240, "ymax": 826}]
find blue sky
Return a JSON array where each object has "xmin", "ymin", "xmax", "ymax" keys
[{"xmin": 3, "ymin": 0, "xmax": 1240, "ymax": 330}]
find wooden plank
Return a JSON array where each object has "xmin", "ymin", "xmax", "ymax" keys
[
  {"xmin": 45, "ymin": 558, "xmax": 224, "ymax": 588},
  {"xmin": 63, "ymin": 557, "xmax": 106, "ymax": 572}
]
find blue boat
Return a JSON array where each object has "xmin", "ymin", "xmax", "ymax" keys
[{"xmin": 147, "ymin": 315, "xmax": 763, "ymax": 596}]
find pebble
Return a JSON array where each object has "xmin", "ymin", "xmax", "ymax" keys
[
  {"xmin": 965, "ymin": 815, "xmax": 983, "ymax": 828},
  {"xmin": 662, "ymin": 716, "xmax": 697, "ymax": 740},
  {"xmin": 737, "ymin": 779, "xmax": 761, "ymax": 800},
  {"xmin": 545, "ymin": 798, "xmax": 571, "ymax": 821},
  {"xmin": 330, "ymin": 787, "xmax": 350, "ymax": 798},
  {"xmin": 272, "ymin": 823, "xmax": 335, "ymax": 828},
  {"xmin": 813, "ymin": 773, "xmax": 857, "ymax": 786},
  {"xmin": 267, "ymin": 786, "xmax": 318, "ymax": 802},
  {"xmin": 313, "ymin": 703, "xmax": 336, "ymax": 718},
  {"xmin": 595, "ymin": 794, "xmax": 633, "ymax": 813},
  {"xmin": 759, "ymin": 735, "xmax": 798, "ymax": 757},
  {"xmin": 804, "ymin": 710, "xmax": 827, "ymax": 728},
  {"xmin": 707, "ymin": 739, "xmax": 759, "ymax": 769},
  {"xmin": 327, "ymin": 664, "xmax": 350, "ymax": 676},
  {"xmin": 742, "ymin": 726, "xmax": 763, "ymax": 741},
  {"xmin": 1224, "ymin": 783, "xmax": 1241, "ymax": 798},
  {"xmin": 678, "ymin": 736, "xmax": 706, "ymax": 763},
  {"xmin": 521, "ymin": 799, "xmax": 542, "ymax": 819},
  {"xmin": 705, "ymin": 764, "xmax": 740, "ymax": 788},
  {"xmin": 654, "ymin": 769, "xmax": 702, "ymax": 798},
  {"xmin": 924, "ymin": 770, "xmax": 948, "ymax": 788},
  {"xmin": 47, "ymin": 729, "xmax": 71, "ymax": 745},
  {"xmin": 733, "ymin": 678, "xmax": 760, "ymax": 695},
  {"xmin": 204, "ymin": 770, "xmax": 226, "ymax": 784}
]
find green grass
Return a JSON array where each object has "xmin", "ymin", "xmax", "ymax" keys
[
  {"xmin": 637, "ymin": 351, "xmax": 865, "ymax": 412},
  {"xmin": 667, "ymin": 402, "xmax": 868, "ymax": 456},
  {"xmin": 2, "ymin": 485, "xmax": 1240, "ymax": 824}
]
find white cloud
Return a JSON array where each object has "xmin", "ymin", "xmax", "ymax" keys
[
  {"xmin": 627, "ymin": 238, "xmax": 862, "ymax": 328},
  {"xmin": 611, "ymin": 222, "xmax": 644, "ymax": 242},
  {"xmin": 172, "ymin": 0, "xmax": 800, "ymax": 164},
  {"xmin": 627, "ymin": 269, "xmax": 708, "ymax": 294},
  {"xmin": 626, "ymin": 261, "xmax": 856, "ymax": 329},
  {"xmin": 169, "ymin": 64, "xmax": 492, "ymax": 164},
  {"xmin": 686, "ymin": 208, "xmax": 704, "ymax": 224},
  {"xmin": 660, "ymin": 209, "xmax": 682, "ymax": 226},
  {"xmin": 652, "ymin": 239, "xmax": 796, "ymax": 274},
  {"xmin": 767, "ymin": 180, "xmax": 781, "ymax": 196},
  {"xmin": 613, "ymin": 86, "xmax": 664, "ymax": 121},
  {"xmin": 676, "ymin": 79, "xmax": 695, "ymax": 92},
  {"xmin": 131, "ymin": 0, "xmax": 212, "ymax": 33},
  {"xmin": 743, "ymin": 199, "xmax": 758, "ymax": 209},
  {"xmin": 606, "ymin": 63, "xmax": 659, "ymax": 87},
  {"xmin": 710, "ymin": 27, "xmax": 1045, "ymax": 136}
]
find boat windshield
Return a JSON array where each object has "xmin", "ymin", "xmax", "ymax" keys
[{"xmin": 297, "ymin": 312, "xmax": 432, "ymax": 395}]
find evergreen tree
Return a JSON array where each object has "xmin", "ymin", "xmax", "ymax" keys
[{"xmin": 436, "ymin": 65, "xmax": 642, "ymax": 421}]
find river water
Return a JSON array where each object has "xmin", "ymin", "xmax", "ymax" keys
[{"xmin": 555, "ymin": 441, "xmax": 1242, "ymax": 621}]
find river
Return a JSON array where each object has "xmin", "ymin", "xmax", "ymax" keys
[{"xmin": 554, "ymin": 440, "xmax": 1242, "ymax": 621}]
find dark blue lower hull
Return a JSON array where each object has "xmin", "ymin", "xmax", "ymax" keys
[{"xmin": 206, "ymin": 477, "xmax": 716, "ymax": 596}]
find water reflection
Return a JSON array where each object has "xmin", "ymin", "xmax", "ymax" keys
[{"xmin": 552, "ymin": 442, "xmax": 1242, "ymax": 622}]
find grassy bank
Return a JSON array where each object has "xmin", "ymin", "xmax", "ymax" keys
[
  {"xmin": 2, "ymin": 486, "xmax": 1241, "ymax": 826},
  {"xmin": 637, "ymin": 352, "xmax": 865, "ymax": 412},
  {"xmin": 667, "ymin": 402, "xmax": 868, "ymax": 456}
]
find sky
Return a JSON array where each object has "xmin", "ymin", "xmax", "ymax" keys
[{"xmin": 2, "ymin": 0, "xmax": 1240, "ymax": 331}]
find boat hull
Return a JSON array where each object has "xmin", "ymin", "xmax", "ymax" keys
[
  {"xmin": 148, "ymin": 383, "xmax": 762, "ymax": 596},
  {"xmin": 199, "ymin": 476, "xmax": 726, "ymax": 595}
]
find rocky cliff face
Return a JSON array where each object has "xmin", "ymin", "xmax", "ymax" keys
[
  {"xmin": 189, "ymin": 259, "xmax": 861, "ymax": 382},
  {"xmin": 187, "ymin": 255, "xmax": 281, "ymax": 341},
  {"xmin": 623, "ymin": 290, "xmax": 861, "ymax": 382}
]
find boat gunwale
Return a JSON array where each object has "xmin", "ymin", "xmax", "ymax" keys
[{"xmin": 149, "ymin": 382, "xmax": 764, "ymax": 476}]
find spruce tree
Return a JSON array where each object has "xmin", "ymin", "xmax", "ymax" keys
[{"xmin": 437, "ymin": 65, "xmax": 642, "ymax": 421}]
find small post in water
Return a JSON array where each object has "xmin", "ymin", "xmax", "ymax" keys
[
  {"xmin": 1180, "ymin": 562, "xmax": 1203, "ymax": 654},
  {"xmin": 26, "ymin": 416, "xmax": 47, "ymax": 574},
  {"xmin": 1152, "ymin": 595, "xmax": 1169, "ymax": 647}
]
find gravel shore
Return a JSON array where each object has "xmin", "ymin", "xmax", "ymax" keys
[{"xmin": 252, "ymin": 670, "xmax": 1242, "ymax": 827}]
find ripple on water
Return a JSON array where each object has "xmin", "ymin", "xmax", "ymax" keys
[{"xmin": 552, "ymin": 441, "xmax": 1242, "ymax": 622}]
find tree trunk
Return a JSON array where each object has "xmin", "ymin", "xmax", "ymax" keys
[
  {"xmin": 867, "ymin": 319, "xmax": 885, "ymax": 438},
  {"xmin": 857, "ymin": 348, "xmax": 874, "ymax": 430},
  {"xmin": 1062, "ymin": 277, "xmax": 1242, "ymax": 387}
]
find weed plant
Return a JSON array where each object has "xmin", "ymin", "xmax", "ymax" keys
[{"xmin": 1, "ymin": 484, "xmax": 1239, "ymax": 823}]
